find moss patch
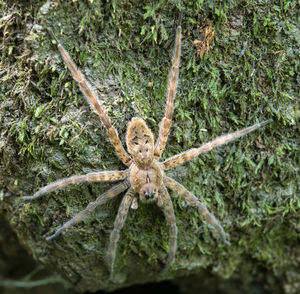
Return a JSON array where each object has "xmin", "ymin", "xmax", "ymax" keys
[{"xmin": 0, "ymin": 0, "xmax": 298, "ymax": 292}]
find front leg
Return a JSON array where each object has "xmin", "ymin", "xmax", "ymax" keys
[
  {"xmin": 164, "ymin": 176, "xmax": 230, "ymax": 245},
  {"xmin": 158, "ymin": 185, "xmax": 178, "ymax": 273},
  {"xmin": 108, "ymin": 188, "xmax": 135, "ymax": 279}
]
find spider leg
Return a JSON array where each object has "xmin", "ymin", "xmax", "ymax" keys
[
  {"xmin": 162, "ymin": 120, "xmax": 272, "ymax": 170},
  {"xmin": 45, "ymin": 180, "xmax": 130, "ymax": 241},
  {"xmin": 158, "ymin": 185, "xmax": 178, "ymax": 273},
  {"xmin": 108, "ymin": 187, "xmax": 135, "ymax": 279},
  {"xmin": 47, "ymin": 29, "xmax": 132, "ymax": 166},
  {"xmin": 164, "ymin": 176, "xmax": 230, "ymax": 245},
  {"xmin": 23, "ymin": 170, "xmax": 129, "ymax": 200},
  {"xmin": 154, "ymin": 25, "xmax": 181, "ymax": 158}
]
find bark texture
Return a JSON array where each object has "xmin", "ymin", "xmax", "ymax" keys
[{"xmin": 0, "ymin": 0, "xmax": 298, "ymax": 293}]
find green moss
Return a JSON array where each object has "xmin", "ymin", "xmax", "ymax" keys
[{"xmin": 0, "ymin": 0, "xmax": 298, "ymax": 293}]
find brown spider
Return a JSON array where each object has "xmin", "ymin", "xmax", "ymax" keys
[{"xmin": 24, "ymin": 24, "xmax": 271, "ymax": 277}]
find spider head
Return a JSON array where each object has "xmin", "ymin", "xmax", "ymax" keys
[
  {"xmin": 126, "ymin": 118, "xmax": 154, "ymax": 169},
  {"xmin": 140, "ymin": 183, "xmax": 157, "ymax": 202}
]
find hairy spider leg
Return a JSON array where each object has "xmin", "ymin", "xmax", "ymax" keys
[
  {"xmin": 45, "ymin": 181, "xmax": 130, "ymax": 241},
  {"xmin": 164, "ymin": 176, "xmax": 230, "ymax": 245},
  {"xmin": 162, "ymin": 119, "xmax": 272, "ymax": 170},
  {"xmin": 154, "ymin": 25, "xmax": 181, "ymax": 158},
  {"xmin": 47, "ymin": 28, "xmax": 132, "ymax": 166},
  {"xmin": 108, "ymin": 188, "xmax": 135, "ymax": 279},
  {"xmin": 23, "ymin": 170, "xmax": 128, "ymax": 200},
  {"xmin": 159, "ymin": 185, "xmax": 178, "ymax": 273}
]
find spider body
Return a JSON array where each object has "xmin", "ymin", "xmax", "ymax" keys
[
  {"xmin": 126, "ymin": 117, "xmax": 162, "ymax": 201},
  {"xmin": 126, "ymin": 117, "xmax": 155, "ymax": 169},
  {"xmin": 130, "ymin": 161, "xmax": 162, "ymax": 201},
  {"xmin": 24, "ymin": 24, "xmax": 271, "ymax": 278}
]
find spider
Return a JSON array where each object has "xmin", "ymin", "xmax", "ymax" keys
[{"xmin": 24, "ymin": 24, "xmax": 271, "ymax": 278}]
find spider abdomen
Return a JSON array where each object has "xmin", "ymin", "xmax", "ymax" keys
[{"xmin": 129, "ymin": 162, "xmax": 163, "ymax": 201}]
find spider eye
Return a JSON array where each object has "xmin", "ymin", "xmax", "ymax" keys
[{"xmin": 134, "ymin": 142, "xmax": 139, "ymax": 145}]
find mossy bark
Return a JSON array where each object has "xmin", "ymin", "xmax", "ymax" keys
[{"xmin": 0, "ymin": 0, "xmax": 298, "ymax": 293}]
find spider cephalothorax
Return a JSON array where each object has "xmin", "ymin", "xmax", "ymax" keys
[
  {"xmin": 130, "ymin": 161, "xmax": 162, "ymax": 202},
  {"xmin": 24, "ymin": 23, "xmax": 271, "ymax": 279}
]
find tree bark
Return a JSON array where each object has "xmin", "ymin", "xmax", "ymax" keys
[{"xmin": 0, "ymin": 0, "xmax": 298, "ymax": 293}]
